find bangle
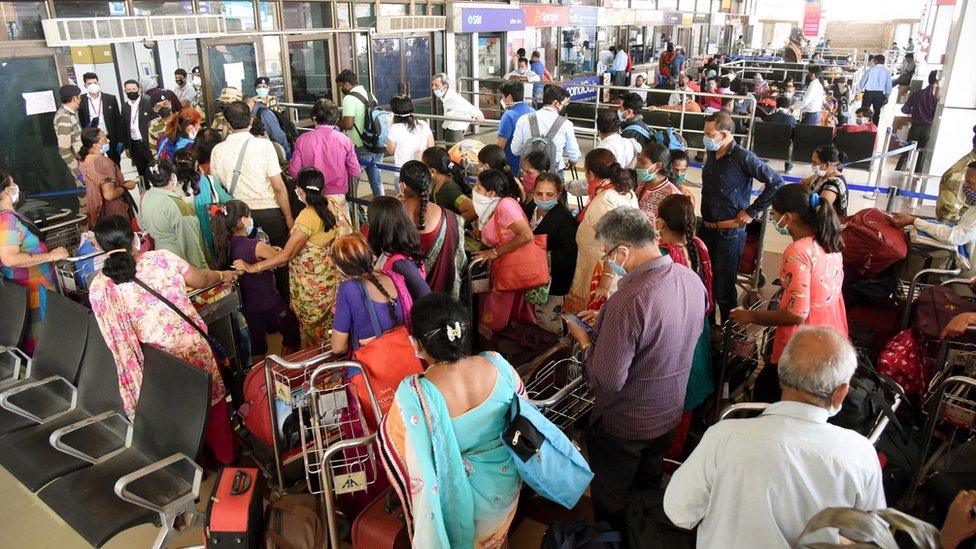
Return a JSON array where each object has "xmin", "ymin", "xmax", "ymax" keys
[
  {"xmin": 217, "ymin": 271, "xmax": 226, "ymax": 283},
  {"xmin": 492, "ymin": 247, "xmax": 499, "ymax": 259}
]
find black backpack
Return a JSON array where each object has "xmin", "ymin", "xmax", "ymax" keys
[
  {"xmin": 272, "ymin": 108, "xmax": 298, "ymax": 148},
  {"xmin": 347, "ymin": 90, "xmax": 390, "ymax": 154},
  {"xmin": 829, "ymin": 350, "xmax": 911, "ymax": 441},
  {"xmin": 541, "ymin": 520, "xmax": 622, "ymax": 549}
]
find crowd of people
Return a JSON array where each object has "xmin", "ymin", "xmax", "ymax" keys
[{"xmin": 5, "ymin": 46, "xmax": 976, "ymax": 549}]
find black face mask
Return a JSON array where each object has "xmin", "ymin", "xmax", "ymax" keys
[
  {"xmin": 126, "ymin": 91, "xmax": 141, "ymax": 101},
  {"xmin": 176, "ymin": 78, "xmax": 185, "ymax": 86},
  {"xmin": 158, "ymin": 107, "xmax": 172, "ymax": 118}
]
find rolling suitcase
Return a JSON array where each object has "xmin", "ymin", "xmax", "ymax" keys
[
  {"xmin": 351, "ymin": 490, "xmax": 409, "ymax": 549},
  {"xmin": 206, "ymin": 467, "xmax": 264, "ymax": 548}
]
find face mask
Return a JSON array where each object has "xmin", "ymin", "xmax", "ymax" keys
[
  {"xmin": 607, "ymin": 250, "xmax": 628, "ymax": 276},
  {"xmin": 522, "ymin": 173, "xmax": 537, "ymax": 190},
  {"xmin": 242, "ymin": 218, "xmax": 254, "ymax": 236},
  {"xmin": 296, "ymin": 191, "xmax": 306, "ymax": 205},
  {"xmin": 635, "ymin": 168, "xmax": 654, "ymax": 183},
  {"xmin": 433, "ymin": 88, "xmax": 445, "ymax": 98},
  {"xmin": 100, "ymin": 143, "xmax": 110, "ymax": 154},
  {"xmin": 703, "ymin": 136, "xmax": 721, "ymax": 152},
  {"xmin": 774, "ymin": 214, "xmax": 791, "ymax": 236},
  {"xmin": 784, "ymin": 91, "xmax": 794, "ymax": 99},
  {"xmin": 158, "ymin": 107, "xmax": 172, "ymax": 118},
  {"xmin": 814, "ymin": 166, "xmax": 828, "ymax": 177},
  {"xmin": 826, "ymin": 403, "xmax": 843, "ymax": 418},
  {"xmin": 499, "ymin": 99, "xmax": 506, "ymax": 110},
  {"xmin": 472, "ymin": 190, "xmax": 500, "ymax": 222},
  {"xmin": 534, "ymin": 197, "xmax": 558, "ymax": 211},
  {"xmin": 256, "ymin": 87, "xmax": 269, "ymax": 98},
  {"xmin": 963, "ymin": 186, "xmax": 976, "ymax": 206},
  {"xmin": 617, "ymin": 110, "xmax": 626, "ymax": 122},
  {"xmin": 86, "ymin": 83, "xmax": 100, "ymax": 95},
  {"xmin": 187, "ymin": 128, "xmax": 198, "ymax": 140},
  {"xmin": 674, "ymin": 174, "xmax": 686, "ymax": 185},
  {"xmin": 126, "ymin": 91, "xmax": 141, "ymax": 101},
  {"xmin": 7, "ymin": 185, "xmax": 20, "ymax": 205},
  {"xmin": 193, "ymin": 76, "xmax": 202, "ymax": 87}
]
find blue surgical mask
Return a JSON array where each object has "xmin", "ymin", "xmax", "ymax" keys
[
  {"xmin": 635, "ymin": 168, "xmax": 654, "ymax": 183},
  {"xmin": 243, "ymin": 218, "xmax": 254, "ymax": 236},
  {"xmin": 608, "ymin": 257, "xmax": 628, "ymax": 276},
  {"xmin": 256, "ymin": 87, "xmax": 269, "ymax": 98},
  {"xmin": 534, "ymin": 197, "xmax": 558, "ymax": 211},
  {"xmin": 100, "ymin": 143, "xmax": 110, "ymax": 154},
  {"xmin": 617, "ymin": 110, "xmax": 626, "ymax": 122},
  {"xmin": 674, "ymin": 174, "xmax": 686, "ymax": 185},
  {"xmin": 703, "ymin": 136, "xmax": 721, "ymax": 152},
  {"xmin": 774, "ymin": 214, "xmax": 791, "ymax": 236},
  {"xmin": 964, "ymin": 186, "xmax": 976, "ymax": 206}
]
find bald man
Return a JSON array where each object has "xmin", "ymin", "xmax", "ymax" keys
[{"xmin": 664, "ymin": 327, "xmax": 885, "ymax": 548}]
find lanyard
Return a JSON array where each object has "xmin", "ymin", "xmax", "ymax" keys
[
  {"xmin": 88, "ymin": 95, "xmax": 102, "ymax": 119},
  {"xmin": 129, "ymin": 99, "xmax": 139, "ymax": 127}
]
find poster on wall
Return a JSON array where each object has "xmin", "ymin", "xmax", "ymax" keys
[{"xmin": 803, "ymin": 0, "xmax": 822, "ymax": 37}]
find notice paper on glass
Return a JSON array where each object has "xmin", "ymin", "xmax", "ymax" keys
[
  {"xmin": 224, "ymin": 62, "xmax": 245, "ymax": 89},
  {"xmin": 23, "ymin": 90, "xmax": 57, "ymax": 116}
]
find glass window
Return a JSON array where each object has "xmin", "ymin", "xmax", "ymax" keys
[
  {"xmin": 207, "ymin": 43, "xmax": 258, "ymax": 100},
  {"xmin": 371, "ymin": 37, "xmax": 401, "ymax": 105},
  {"xmin": 0, "ymin": 2, "xmax": 46, "ymax": 40},
  {"xmin": 131, "ymin": 1, "xmax": 193, "ymax": 16},
  {"xmin": 405, "ymin": 36, "xmax": 431, "ymax": 103},
  {"xmin": 560, "ymin": 27, "xmax": 597, "ymax": 77},
  {"xmin": 258, "ymin": 1, "xmax": 278, "ymax": 30},
  {"xmin": 354, "ymin": 32, "xmax": 370, "ymax": 92},
  {"xmin": 262, "ymin": 35, "xmax": 284, "ymax": 100},
  {"xmin": 354, "ymin": 4, "xmax": 373, "ymax": 28},
  {"xmin": 288, "ymin": 39, "xmax": 332, "ymax": 114},
  {"xmin": 199, "ymin": 1, "xmax": 256, "ymax": 31},
  {"xmin": 477, "ymin": 33, "xmax": 503, "ymax": 116},
  {"xmin": 55, "ymin": 2, "xmax": 122, "ymax": 17},
  {"xmin": 282, "ymin": 1, "xmax": 332, "ymax": 29},
  {"xmin": 335, "ymin": 3, "xmax": 351, "ymax": 29}
]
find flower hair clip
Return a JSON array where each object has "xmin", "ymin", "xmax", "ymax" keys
[
  {"xmin": 149, "ymin": 164, "xmax": 160, "ymax": 175},
  {"xmin": 209, "ymin": 204, "xmax": 227, "ymax": 216},
  {"xmin": 446, "ymin": 321, "xmax": 463, "ymax": 342}
]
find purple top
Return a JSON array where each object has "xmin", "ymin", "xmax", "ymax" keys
[
  {"xmin": 288, "ymin": 125, "xmax": 362, "ymax": 195},
  {"xmin": 583, "ymin": 255, "xmax": 707, "ymax": 439},
  {"xmin": 333, "ymin": 279, "xmax": 403, "ymax": 344},
  {"xmin": 901, "ymin": 85, "xmax": 937, "ymax": 125},
  {"xmin": 231, "ymin": 235, "xmax": 281, "ymax": 312}
]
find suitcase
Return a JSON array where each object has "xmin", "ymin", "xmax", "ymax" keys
[
  {"xmin": 841, "ymin": 208, "xmax": 909, "ymax": 279},
  {"xmin": 351, "ymin": 490, "xmax": 409, "ymax": 549},
  {"xmin": 206, "ymin": 467, "xmax": 265, "ymax": 548}
]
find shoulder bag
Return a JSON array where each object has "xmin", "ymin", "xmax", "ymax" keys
[
  {"xmin": 228, "ymin": 139, "xmax": 251, "ymax": 196},
  {"xmin": 489, "ymin": 199, "xmax": 550, "ymax": 293}
]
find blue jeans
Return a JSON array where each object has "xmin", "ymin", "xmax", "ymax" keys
[
  {"xmin": 800, "ymin": 111, "xmax": 821, "ymax": 125},
  {"xmin": 698, "ymin": 225, "xmax": 747, "ymax": 323},
  {"xmin": 356, "ymin": 148, "xmax": 385, "ymax": 198}
]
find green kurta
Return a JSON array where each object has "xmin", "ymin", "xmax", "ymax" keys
[{"xmin": 139, "ymin": 187, "xmax": 208, "ymax": 269}]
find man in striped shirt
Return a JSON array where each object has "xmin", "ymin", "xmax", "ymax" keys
[
  {"xmin": 565, "ymin": 207, "xmax": 707, "ymax": 539},
  {"xmin": 53, "ymin": 85, "xmax": 83, "ymax": 183}
]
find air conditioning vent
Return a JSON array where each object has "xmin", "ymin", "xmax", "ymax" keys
[
  {"xmin": 42, "ymin": 15, "xmax": 225, "ymax": 47},
  {"xmin": 375, "ymin": 15, "xmax": 446, "ymax": 34}
]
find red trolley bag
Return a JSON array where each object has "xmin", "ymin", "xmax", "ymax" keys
[
  {"xmin": 351, "ymin": 490, "xmax": 409, "ymax": 549},
  {"xmin": 841, "ymin": 208, "xmax": 909, "ymax": 279},
  {"xmin": 206, "ymin": 467, "xmax": 265, "ymax": 548}
]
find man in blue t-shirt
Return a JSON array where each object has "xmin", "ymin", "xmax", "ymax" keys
[
  {"xmin": 529, "ymin": 51, "xmax": 550, "ymax": 106},
  {"xmin": 497, "ymin": 80, "xmax": 535, "ymax": 175}
]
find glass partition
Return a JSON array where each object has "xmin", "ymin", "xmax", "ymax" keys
[
  {"xmin": 0, "ymin": 1, "xmax": 46, "ymax": 40},
  {"xmin": 199, "ymin": 1, "xmax": 256, "ymax": 31}
]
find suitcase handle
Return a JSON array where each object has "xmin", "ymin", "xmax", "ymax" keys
[{"xmin": 231, "ymin": 470, "xmax": 252, "ymax": 495}]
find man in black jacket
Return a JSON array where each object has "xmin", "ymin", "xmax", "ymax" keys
[
  {"xmin": 78, "ymin": 72, "xmax": 124, "ymax": 165},
  {"xmin": 619, "ymin": 92, "xmax": 652, "ymax": 149},
  {"xmin": 119, "ymin": 79, "xmax": 156, "ymax": 187},
  {"xmin": 763, "ymin": 95, "xmax": 798, "ymax": 174}
]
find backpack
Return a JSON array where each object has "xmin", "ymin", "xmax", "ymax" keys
[
  {"xmin": 524, "ymin": 112, "xmax": 567, "ymax": 169},
  {"xmin": 541, "ymin": 520, "xmax": 623, "ymax": 549},
  {"xmin": 272, "ymin": 109, "xmax": 298, "ymax": 148},
  {"xmin": 829, "ymin": 349, "xmax": 910, "ymax": 441},
  {"xmin": 652, "ymin": 127, "xmax": 686, "ymax": 151},
  {"xmin": 264, "ymin": 494, "xmax": 326, "ymax": 549},
  {"xmin": 348, "ymin": 91, "xmax": 390, "ymax": 154}
]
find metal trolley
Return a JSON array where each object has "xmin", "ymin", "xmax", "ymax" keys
[
  {"xmin": 736, "ymin": 209, "xmax": 771, "ymax": 307},
  {"xmin": 34, "ymin": 209, "xmax": 86, "ymax": 253},
  {"xmin": 898, "ymin": 267, "xmax": 966, "ymax": 332},
  {"xmin": 714, "ymin": 295, "xmax": 780, "ymax": 421},
  {"xmin": 297, "ymin": 361, "xmax": 383, "ymax": 549},
  {"xmin": 523, "ymin": 348, "xmax": 594, "ymax": 434}
]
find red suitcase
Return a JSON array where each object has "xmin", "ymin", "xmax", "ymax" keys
[
  {"xmin": 206, "ymin": 467, "xmax": 265, "ymax": 548},
  {"xmin": 351, "ymin": 490, "xmax": 410, "ymax": 549}
]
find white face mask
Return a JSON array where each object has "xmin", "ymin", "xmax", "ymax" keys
[
  {"xmin": 86, "ymin": 83, "xmax": 100, "ymax": 95},
  {"xmin": 433, "ymin": 88, "xmax": 445, "ymax": 98},
  {"xmin": 7, "ymin": 185, "xmax": 20, "ymax": 205},
  {"xmin": 472, "ymin": 189, "xmax": 501, "ymax": 222},
  {"xmin": 242, "ymin": 217, "xmax": 254, "ymax": 236},
  {"xmin": 814, "ymin": 166, "xmax": 828, "ymax": 177},
  {"xmin": 827, "ymin": 403, "xmax": 842, "ymax": 418}
]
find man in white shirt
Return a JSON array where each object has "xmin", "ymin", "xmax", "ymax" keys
[
  {"xmin": 173, "ymin": 68, "xmax": 196, "ymax": 106},
  {"xmin": 668, "ymin": 74, "xmax": 694, "ymax": 106},
  {"xmin": 503, "ymin": 57, "xmax": 541, "ymax": 104},
  {"xmin": 430, "ymin": 72, "xmax": 484, "ymax": 144},
  {"xmin": 612, "ymin": 45, "xmax": 629, "ymax": 86},
  {"xmin": 510, "ymin": 85, "xmax": 581, "ymax": 173},
  {"xmin": 598, "ymin": 48, "xmax": 615, "ymax": 74},
  {"xmin": 595, "ymin": 109, "xmax": 639, "ymax": 169},
  {"xmin": 664, "ymin": 327, "xmax": 886, "ymax": 549},
  {"xmin": 794, "ymin": 65, "xmax": 826, "ymax": 125}
]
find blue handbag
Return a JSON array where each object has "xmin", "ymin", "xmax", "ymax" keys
[{"xmin": 502, "ymin": 394, "xmax": 593, "ymax": 509}]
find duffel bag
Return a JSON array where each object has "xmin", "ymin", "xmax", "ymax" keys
[
  {"xmin": 877, "ymin": 329, "xmax": 928, "ymax": 400},
  {"xmin": 829, "ymin": 351, "xmax": 910, "ymax": 441},
  {"xmin": 264, "ymin": 494, "xmax": 326, "ymax": 549},
  {"xmin": 915, "ymin": 284, "xmax": 976, "ymax": 345},
  {"xmin": 841, "ymin": 208, "xmax": 909, "ymax": 279}
]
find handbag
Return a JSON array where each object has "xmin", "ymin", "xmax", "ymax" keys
[
  {"xmin": 348, "ymin": 280, "xmax": 424, "ymax": 431},
  {"xmin": 524, "ymin": 251, "xmax": 553, "ymax": 305},
  {"xmin": 489, "ymin": 202, "xmax": 550, "ymax": 292},
  {"xmin": 501, "ymin": 390, "xmax": 593, "ymax": 509},
  {"xmin": 915, "ymin": 284, "xmax": 976, "ymax": 345},
  {"xmin": 132, "ymin": 277, "xmax": 232, "ymax": 371}
]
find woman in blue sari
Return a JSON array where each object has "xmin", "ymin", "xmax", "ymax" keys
[{"xmin": 379, "ymin": 293, "xmax": 525, "ymax": 548}]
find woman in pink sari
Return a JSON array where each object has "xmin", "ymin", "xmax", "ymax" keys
[{"xmin": 87, "ymin": 215, "xmax": 241, "ymax": 464}]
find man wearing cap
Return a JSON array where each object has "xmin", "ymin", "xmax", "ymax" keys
[
  {"xmin": 147, "ymin": 92, "xmax": 174, "ymax": 157},
  {"xmin": 254, "ymin": 76, "xmax": 282, "ymax": 113},
  {"xmin": 173, "ymin": 68, "xmax": 196, "ymax": 107},
  {"xmin": 250, "ymin": 77, "xmax": 290, "ymax": 154},
  {"xmin": 211, "ymin": 87, "xmax": 242, "ymax": 140},
  {"xmin": 120, "ymin": 79, "xmax": 154, "ymax": 186},
  {"xmin": 54, "ymin": 84, "xmax": 83, "ymax": 182}
]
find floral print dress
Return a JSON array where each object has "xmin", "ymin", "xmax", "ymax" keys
[{"xmin": 88, "ymin": 250, "xmax": 226, "ymax": 418}]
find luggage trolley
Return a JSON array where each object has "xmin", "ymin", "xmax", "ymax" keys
[
  {"xmin": 713, "ymin": 294, "xmax": 781, "ymax": 421},
  {"xmin": 898, "ymin": 267, "xmax": 965, "ymax": 332},
  {"xmin": 907, "ymin": 375, "xmax": 976, "ymax": 505},
  {"xmin": 736, "ymin": 209, "xmax": 770, "ymax": 307},
  {"xmin": 300, "ymin": 361, "xmax": 383, "ymax": 549},
  {"xmin": 523, "ymin": 346, "xmax": 594, "ymax": 434},
  {"xmin": 34, "ymin": 209, "xmax": 86, "ymax": 253},
  {"xmin": 53, "ymin": 250, "xmax": 107, "ymax": 301}
]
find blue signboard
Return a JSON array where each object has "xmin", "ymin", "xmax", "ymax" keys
[
  {"xmin": 563, "ymin": 75, "xmax": 601, "ymax": 102},
  {"xmin": 568, "ymin": 6, "xmax": 601, "ymax": 27},
  {"xmin": 460, "ymin": 8, "xmax": 526, "ymax": 32}
]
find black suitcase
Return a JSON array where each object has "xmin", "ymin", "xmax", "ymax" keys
[{"xmin": 205, "ymin": 467, "xmax": 264, "ymax": 548}]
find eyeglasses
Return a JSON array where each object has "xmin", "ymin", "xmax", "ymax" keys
[{"xmin": 601, "ymin": 245, "xmax": 622, "ymax": 262}]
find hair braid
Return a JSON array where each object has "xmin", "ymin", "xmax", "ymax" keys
[
  {"xmin": 364, "ymin": 271, "xmax": 398, "ymax": 322},
  {"xmin": 418, "ymin": 186, "xmax": 430, "ymax": 231}
]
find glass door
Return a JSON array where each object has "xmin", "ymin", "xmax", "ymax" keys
[
  {"xmin": 285, "ymin": 34, "xmax": 336, "ymax": 120},
  {"xmin": 477, "ymin": 32, "xmax": 505, "ymax": 117},
  {"xmin": 369, "ymin": 34, "xmax": 434, "ymax": 109},
  {"xmin": 200, "ymin": 37, "xmax": 261, "ymax": 112},
  {"xmin": 404, "ymin": 35, "xmax": 432, "ymax": 113}
]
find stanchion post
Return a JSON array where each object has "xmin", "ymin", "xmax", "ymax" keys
[
  {"xmin": 885, "ymin": 186, "xmax": 900, "ymax": 213},
  {"xmin": 906, "ymin": 146, "xmax": 920, "ymax": 209}
]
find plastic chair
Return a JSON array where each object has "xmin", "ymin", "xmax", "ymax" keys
[
  {"xmin": 37, "ymin": 345, "xmax": 211, "ymax": 548},
  {"xmin": 644, "ymin": 109, "xmax": 671, "ymax": 129},
  {"xmin": 752, "ymin": 121, "xmax": 793, "ymax": 161},
  {"xmin": 834, "ymin": 131, "xmax": 877, "ymax": 170},
  {"xmin": 682, "ymin": 113, "xmax": 706, "ymax": 150},
  {"xmin": 0, "ymin": 281, "xmax": 29, "ymax": 388},
  {"xmin": 0, "ymin": 317, "xmax": 124, "ymax": 491},
  {"xmin": 0, "ymin": 291, "xmax": 89, "ymax": 436},
  {"xmin": 792, "ymin": 125, "xmax": 834, "ymax": 165}
]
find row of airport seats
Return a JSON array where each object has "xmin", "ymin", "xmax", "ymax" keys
[
  {"xmin": 0, "ymin": 282, "xmax": 211, "ymax": 548},
  {"xmin": 752, "ymin": 122, "xmax": 877, "ymax": 170}
]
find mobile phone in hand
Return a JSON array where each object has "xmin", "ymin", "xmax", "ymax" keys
[{"xmin": 562, "ymin": 313, "xmax": 593, "ymax": 334}]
